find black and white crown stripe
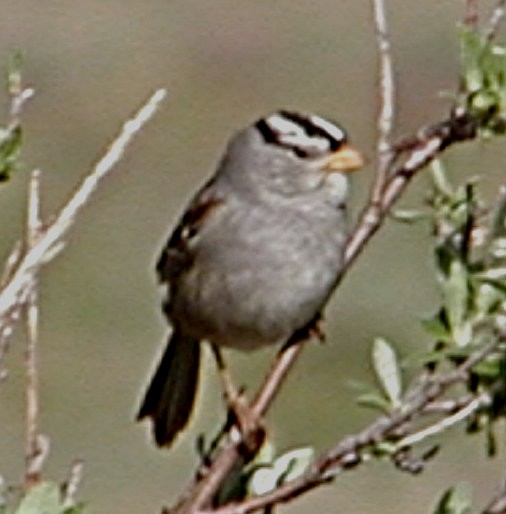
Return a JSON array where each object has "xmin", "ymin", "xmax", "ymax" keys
[{"xmin": 255, "ymin": 110, "xmax": 347, "ymax": 158}]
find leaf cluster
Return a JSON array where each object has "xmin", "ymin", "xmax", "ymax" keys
[{"xmin": 458, "ymin": 26, "xmax": 506, "ymax": 137}]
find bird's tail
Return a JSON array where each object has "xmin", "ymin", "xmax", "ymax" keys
[{"xmin": 137, "ymin": 329, "xmax": 200, "ymax": 447}]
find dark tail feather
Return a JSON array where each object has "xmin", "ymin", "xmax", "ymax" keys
[{"xmin": 137, "ymin": 330, "xmax": 200, "ymax": 447}]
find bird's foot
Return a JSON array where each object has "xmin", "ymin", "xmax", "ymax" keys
[{"xmin": 225, "ymin": 390, "xmax": 265, "ymax": 457}]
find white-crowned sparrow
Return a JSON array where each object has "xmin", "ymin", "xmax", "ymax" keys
[{"xmin": 137, "ymin": 110, "xmax": 364, "ymax": 447}]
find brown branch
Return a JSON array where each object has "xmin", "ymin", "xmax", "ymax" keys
[
  {"xmin": 203, "ymin": 342, "xmax": 500, "ymax": 514},
  {"xmin": 465, "ymin": 0, "xmax": 480, "ymax": 29},
  {"xmin": 345, "ymin": 107, "xmax": 476, "ymax": 269}
]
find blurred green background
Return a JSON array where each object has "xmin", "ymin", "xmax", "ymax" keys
[{"xmin": 0, "ymin": 1, "xmax": 505, "ymax": 513}]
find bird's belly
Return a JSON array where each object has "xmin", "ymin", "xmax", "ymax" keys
[{"xmin": 171, "ymin": 241, "xmax": 343, "ymax": 350}]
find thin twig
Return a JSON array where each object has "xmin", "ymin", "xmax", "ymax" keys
[
  {"xmin": 0, "ymin": 241, "xmax": 22, "ymax": 380},
  {"xmin": 203, "ymin": 343, "xmax": 500, "ymax": 514},
  {"xmin": 61, "ymin": 460, "xmax": 84, "ymax": 509},
  {"xmin": 0, "ymin": 89, "xmax": 167, "ymax": 344},
  {"xmin": 371, "ymin": 0, "xmax": 396, "ymax": 204},
  {"xmin": 485, "ymin": 0, "xmax": 506, "ymax": 42},
  {"xmin": 251, "ymin": 343, "xmax": 304, "ymax": 418},
  {"xmin": 465, "ymin": 0, "xmax": 480, "ymax": 29},
  {"xmin": 7, "ymin": 88, "xmax": 34, "ymax": 133},
  {"xmin": 6, "ymin": 58, "xmax": 34, "ymax": 133},
  {"xmin": 24, "ymin": 169, "xmax": 44, "ymax": 488},
  {"xmin": 393, "ymin": 392, "xmax": 490, "ymax": 449},
  {"xmin": 24, "ymin": 434, "xmax": 50, "ymax": 486},
  {"xmin": 0, "ymin": 70, "xmax": 34, "ymax": 377}
]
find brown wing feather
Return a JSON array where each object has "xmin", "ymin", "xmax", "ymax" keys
[{"xmin": 156, "ymin": 178, "xmax": 224, "ymax": 283}]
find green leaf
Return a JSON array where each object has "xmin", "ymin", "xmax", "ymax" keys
[
  {"xmin": 371, "ymin": 441, "xmax": 398, "ymax": 457},
  {"xmin": 491, "ymin": 190, "xmax": 506, "ymax": 238},
  {"xmin": 249, "ymin": 447, "xmax": 314, "ymax": 496},
  {"xmin": 472, "ymin": 356, "xmax": 502, "ymax": 379},
  {"xmin": 62, "ymin": 504, "xmax": 86, "ymax": 514},
  {"xmin": 372, "ymin": 338, "xmax": 402, "ymax": 408},
  {"xmin": 458, "ymin": 26, "xmax": 506, "ymax": 134},
  {"xmin": 442, "ymin": 260, "xmax": 471, "ymax": 346},
  {"xmin": 459, "ymin": 27, "xmax": 485, "ymax": 93},
  {"xmin": 432, "ymin": 482, "xmax": 473, "ymax": 514},
  {"xmin": 489, "ymin": 237, "xmax": 506, "ymax": 259},
  {"xmin": 474, "ymin": 279, "xmax": 505, "ymax": 315},
  {"xmin": 0, "ymin": 125, "xmax": 23, "ymax": 182},
  {"xmin": 274, "ymin": 448, "xmax": 314, "ymax": 484},
  {"xmin": 15, "ymin": 482, "xmax": 62, "ymax": 514},
  {"xmin": 7, "ymin": 52, "xmax": 23, "ymax": 94},
  {"xmin": 420, "ymin": 313, "xmax": 453, "ymax": 342},
  {"xmin": 431, "ymin": 160, "xmax": 454, "ymax": 198},
  {"xmin": 390, "ymin": 209, "xmax": 428, "ymax": 224},
  {"xmin": 356, "ymin": 391, "xmax": 393, "ymax": 412}
]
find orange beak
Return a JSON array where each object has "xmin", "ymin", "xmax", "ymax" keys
[{"xmin": 324, "ymin": 144, "xmax": 364, "ymax": 173}]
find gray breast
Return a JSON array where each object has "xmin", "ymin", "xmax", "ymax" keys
[{"xmin": 171, "ymin": 197, "xmax": 347, "ymax": 350}]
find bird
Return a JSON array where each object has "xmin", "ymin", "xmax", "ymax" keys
[{"xmin": 137, "ymin": 110, "xmax": 364, "ymax": 447}]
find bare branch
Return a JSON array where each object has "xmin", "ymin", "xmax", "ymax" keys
[
  {"xmin": 61, "ymin": 460, "xmax": 84, "ymax": 510},
  {"xmin": 393, "ymin": 392, "xmax": 490, "ymax": 449},
  {"xmin": 345, "ymin": 108, "xmax": 475, "ymax": 269},
  {"xmin": 371, "ymin": 0, "xmax": 396, "ymax": 204},
  {"xmin": 486, "ymin": 0, "xmax": 506, "ymax": 41},
  {"xmin": 23, "ymin": 434, "xmax": 50, "ymax": 487},
  {"xmin": 24, "ymin": 169, "xmax": 45, "ymax": 488},
  {"xmin": 0, "ymin": 240, "xmax": 22, "ymax": 380},
  {"xmin": 464, "ymin": 0, "xmax": 480, "ymax": 29},
  {"xmin": 0, "ymin": 89, "xmax": 167, "ymax": 352},
  {"xmin": 7, "ymin": 87, "xmax": 34, "ymax": 133},
  {"xmin": 202, "ymin": 342, "xmax": 500, "ymax": 514},
  {"xmin": 6, "ymin": 56, "xmax": 34, "ymax": 133}
]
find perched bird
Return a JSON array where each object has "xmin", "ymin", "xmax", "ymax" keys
[{"xmin": 137, "ymin": 110, "xmax": 364, "ymax": 447}]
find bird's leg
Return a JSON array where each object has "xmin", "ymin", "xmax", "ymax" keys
[
  {"xmin": 210, "ymin": 344, "xmax": 243, "ymax": 406},
  {"xmin": 280, "ymin": 313, "xmax": 325, "ymax": 352},
  {"xmin": 210, "ymin": 345, "xmax": 265, "ymax": 455}
]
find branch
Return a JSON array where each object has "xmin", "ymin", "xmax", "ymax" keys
[
  {"xmin": 371, "ymin": 0, "xmax": 395, "ymax": 204},
  {"xmin": 203, "ymin": 342, "xmax": 501, "ymax": 514},
  {"xmin": 465, "ymin": 0, "xmax": 479, "ymax": 29},
  {"xmin": 24, "ymin": 169, "xmax": 46, "ymax": 488},
  {"xmin": 0, "ymin": 89, "xmax": 167, "ymax": 365},
  {"xmin": 0, "ymin": 69, "xmax": 34, "ymax": 379},
  {"xmin": 485, "ymin": 0, "xmax": 506, "ymax": 41},
  {"xmin": 392, "ymin": 392, "xmax": 490, "ymax": 449}
]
